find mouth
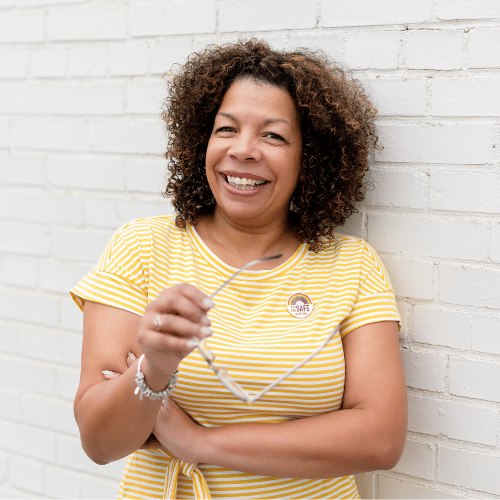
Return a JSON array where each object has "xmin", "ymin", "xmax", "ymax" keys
[{"xmin": 221, "ymin": 173, "xmax": 269, "ymax": 190}]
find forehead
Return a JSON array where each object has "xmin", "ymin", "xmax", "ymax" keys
[{"xmin": 217, "ymin": 79, "xmax": 299, "ymax": 124}]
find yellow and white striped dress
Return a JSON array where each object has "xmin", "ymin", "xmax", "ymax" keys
[{"xmin": 70, "ymin": 215, "xmax": 400, "ymax": 500}]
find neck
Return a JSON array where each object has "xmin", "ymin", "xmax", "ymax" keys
[{"xmin": 195, "ymin": 209, "xmax": 300, "ymax": 269}]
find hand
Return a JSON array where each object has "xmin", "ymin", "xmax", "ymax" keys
[{"xmin": 137, "ymin": 283, "xmax": 214, "ymax": 379}]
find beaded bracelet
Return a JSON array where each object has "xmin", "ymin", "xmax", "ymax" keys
[{"xmin": 134, "ymin": 354, "xmax": 178, "ymax": 407}]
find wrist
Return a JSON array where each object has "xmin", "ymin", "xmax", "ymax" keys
[{"xmin": 140, "ymin": 354, "xmax": 179, "ymax": 392}]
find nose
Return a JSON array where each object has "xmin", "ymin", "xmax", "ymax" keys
[{"xmin": 227, "ymin": 132, "xmax": 261, "ymax": 162}]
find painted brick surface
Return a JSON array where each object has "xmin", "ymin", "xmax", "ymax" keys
[{"xmin": 1, "ymin": 3, "xmax": 500, "ymax": 499}]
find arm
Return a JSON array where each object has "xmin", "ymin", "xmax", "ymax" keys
[
  {"xmin": 74, "ymin": 284, "xmax": 213, "ymax": 465},
  {"xmin": 153, "ymin": 320, "xmax": 407, "ymax": 479}
]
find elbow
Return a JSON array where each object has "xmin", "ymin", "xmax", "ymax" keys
[{"xmin": 373, "ymin": 430, "xmax": 407, "ymax": 471}]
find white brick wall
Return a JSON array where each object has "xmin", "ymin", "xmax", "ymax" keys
[{"xmin": 1, "ymin": 1, "xmax": 499, "ymax": 499}]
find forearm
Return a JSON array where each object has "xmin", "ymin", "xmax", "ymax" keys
[
  {"xmin": 75, "ymin": 359, "xmax": 176, "ymax": 464},
  {"xmin": 198, "ymin": 407, "xmax": 404, "ymax": 479}
]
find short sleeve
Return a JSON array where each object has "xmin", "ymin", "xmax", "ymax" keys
[
  {"xmin": 70, "ymin": 222, "xmax": 149, "ymax": 316},
  {"xmin": 340, "ymin": 241, "xmax": 400, "ymax": 337}
]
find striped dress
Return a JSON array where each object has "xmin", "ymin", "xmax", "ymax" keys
[{"xmin": 70, "ymin": 215, "xmax": 400, "ymax": 500}]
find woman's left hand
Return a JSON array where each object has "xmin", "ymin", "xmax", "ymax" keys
[{"xmin": 103, "ymin": 353, "xmax": 208, "ymax": 463}]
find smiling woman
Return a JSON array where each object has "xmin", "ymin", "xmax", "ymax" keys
[{"xmin": 70, "ymin": 39, "xmax": 407, "ymax": 500}]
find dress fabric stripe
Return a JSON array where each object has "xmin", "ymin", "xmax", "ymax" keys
[{"xmin": 71, "ymin": 216, "xmax": 399, "ymax": 499}]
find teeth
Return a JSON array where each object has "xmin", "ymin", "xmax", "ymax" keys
[{"xmin": 226, "ymin": 175, "xmax": 266, "ymax": 189}]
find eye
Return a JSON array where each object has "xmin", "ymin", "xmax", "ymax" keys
[
  {"xmin": 215, "ymin": 126, "xmax": 236, "ymax": 134},
  {"xmin": 263, "ymin": 132, "xmax": 286, "ymax": 142}
]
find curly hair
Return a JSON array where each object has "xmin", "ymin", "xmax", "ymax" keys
[{"xmin": 162, "ymin": 39, "xmax": 377, "ymax": 252}]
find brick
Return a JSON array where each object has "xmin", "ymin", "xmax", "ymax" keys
[
  {"xmin": 32, "ymin": 46, "xmax": 66, "ymax": 78},
  {"xmin": 408, "ymin": 394, "xmax": 497, "ymax": 446},
  {"xmin": 0, "ymin": 420, "xmax": 55, "ymax": 462},
  {"xmin": 84, "ymin": 198, "xmax": 169, "ymax": 229},
  {"xmin": 45, "ymin": 468, "xmax": 81, "ymax": 499},
  {"xmin": 392, "ymin": 438, "xmax": 434, "ymax": 480},
  {"xmin": 0, "ymin": 289, "xmax": 58, "ymax": 328},
  {"xmin": 413, "ymin": 306, "xmax": 469, "ymax": 350},
  {"xmin": 221, "ymin": 0, "xmax": 315, "ymax": 31},
  {"xmin": 472, "ymin": 314, "xmax": 500, "ymax": 355},
  {"xmin": 0, "ymin": 49, "xmax": 29, "ymax": 78},
  {"xmin": 68, "ymin": 45, "xmax": 107, "ymax": 77},
  {"xmin": 320, "ymin": 0, "xmax": 432, "ymax": 27},
  {"xmin": 378, "ymin": 476, "xmax": 463, "ymax": 499},
  {"xmin": 0, "ymin": 156, "xmax": 44, "ymax": 186},
  {"xmin": 450, "ymin": 357, "xmax": 500, "ymax": 403},
  {"xmin": 3, "ymin": 255, "xmax": 38, "ymax": 289},
  {"xmin": 377, "ymin": 124, "xmax": 493, "ymax": 164},
  {"xmin": 354, "ymin": 473, "xmax": 374, "ymax": 499},
  {"xmin": 11, "ymin": 192, "xmax": 84, "ymax": 226},
  {"xmin": 436, "ymin": 0, "xmax": 500, "ymax": 20},
  {"xmin": 56, "ymin": 434, "xmax": 127, "ymax": 479},
  {"xmin": 48, "ymin": 5, "xmax": 126, "ymax": 41},
  {"xmin": 0, "ymin": 120, "xmax": 8, "ymax": 149},
  {"xmin": 0, "ymin": 452, "xmax": 6, "ymax": 481},
  {"xmin": 0, "ymin": 486, "xmax": 31, "ymax": 500},
  {"xmin": 19, "ymin": 328, "xmax": 82, "ymax": 366},
  {"xmin": 47, "ymin": 156, "xmax": 125, "ymax": 191},
  {"xmin": 0, "ymin": 357, "xmax": 57, "ymax": 396},
  {"xmin": 369, "ymin": 215, "xmax": 485, "ymax": 261},
  {"xmin": 126, "ymin": 158, "xmax": 168, "ymax": 194},
  {"xmin": 438, "ymin": 446, "xmax": 500, "ymax": 495},
  {"xmin": 0, "ymin": 10, "xmax": 44, "ymax": 42},
  {"xmin": 406, "ymin": 30, "xmax": 463, "ymax": 70},
  {"xmin": 345, "ymin": 31, "xmax": 400, "ymax": 70},
  {"xmin": 401, "ymin": 349, "xmax": 446, "ymax": 392},
  {"xmin": 286, "ymin": 34, "xmax": 343, "ymax": 62},
  {"xmin": 89, "ymin": 118, "xmax": 164, "ymax": 155},
  {"xmin": 380, "ymin": 257, "xmax": 434, "ymax": 300},
  {"xmin": 22, "ymin": 395, "xmax": 79, "ymax": 436},
  {"xmin": 50, "ymin": 227, "xmax": 112, "ymax": 263},
  {"xmin": 0, "ymin": 389, "xmax": 22, "ymax": 421},
  {"xmin": 361, "ymin": 78, "xmax": 427, "ymax": 117},
  {"xmin": 432, "ymin": 77, "xmax": 500, "ymax": 117},
  {"xmin": 150, "ymin": 40, "xmax": 194, "ymax": 75},
  {"xmin": 60, "ymin": 296, "xmax": 84, "ymax": 332},
  {"xmin": 81, "ymin": 476, "xmax": 120, "ymax": 499},
  {"xmin": 365, "ymin": 169, "xmax": 426, "ymax": 209},
  {"xmin": 0, "ymin": 188, "xmax": 10, "ymax": 218},
  {"xmin": 0, "ymin": 325, "xmax": 19, "ymax": 355},
  {"xmin": 492, "ymin": 225, "xmax": 500, "ymax": 263},
  {"xmin": 12, "ymin": 118, "xmax": 90, "ymax": 152},
  {"xmin": 440, "ymin": 265, "xmax": 500, "ymax": 309},
  {"xmin": 126, "ymin": 80, "xmax": 164, "ymax": 115},
  {"xmin": 336, "ymin": 211, "xmax": 362, "ymax": 239},
  {"xmin": 0, "ymin": 223, "xmax": 49, "ymax": 256},
  {"xmin": 47, "ymin": 83, "xmax": 124, "ymax": 115},
  {"xmin": 9, "ymin": 457, "xmax": 43, "ymax": 494},
  {"xmin": 19, "ymin": 0, "xmax": 86, "ymax": 4},
  {"xmin": 109, "ymin": 42, "xmax": 149, "ymax": 76},
  {"xmin": 469, "ymin": 28, "xmax": 500, "ymax": 68},
  {"xmin": 430, "ymin": 173, "xmax": 500, "ymax": 214},
  {"xmin": 0, "ymin": 83, "xmax": 46, "ymax": 115},
  {"xmin": 131, "ymin": 0, "xmax": 216, "ymax": 36},
  {"xmin": 56, "ymin": 366, "xmax": 81, "ymax": 400},
  {"xmin": 41, "ymin": 261, "xmax": 91, "ymax": 294}
]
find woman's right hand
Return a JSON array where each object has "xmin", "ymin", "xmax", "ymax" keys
[{"xmin": 137, "ymin": 283, "xmax": 214, "ymax": 378}]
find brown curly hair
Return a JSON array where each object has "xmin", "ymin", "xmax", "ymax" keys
[{"xmin": 163, "ymin": 39, "xmax": 377, "ymax": 252}]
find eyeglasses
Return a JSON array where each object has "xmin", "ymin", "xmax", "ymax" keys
[{"xmin": 190, "ymin": 255, "xmax": 339, "ymax": 404}]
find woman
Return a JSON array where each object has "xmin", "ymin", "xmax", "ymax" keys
[{"xmin": 71, "ymin": 39, "xmax": 407, "ymax": 499}]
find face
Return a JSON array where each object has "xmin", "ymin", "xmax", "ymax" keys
[{"xmin": 205, "ymin": 78, "xmax": 302, "ymax": 228}]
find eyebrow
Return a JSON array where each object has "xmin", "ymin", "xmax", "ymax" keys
[{"xmin": 217, "ymin": 112, "xmax": 292, "ymax": 127}]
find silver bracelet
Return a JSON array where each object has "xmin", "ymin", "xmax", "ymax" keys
[{"xmin": 134, "ymin": 354, "xmax": 178, "ymax": 406}]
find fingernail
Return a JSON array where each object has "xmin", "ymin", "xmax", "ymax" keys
[
  {"xmin": 128, "ymin": 351, "xmax": 137, "ymax": 360},
  {"xmin": 200, "ymin": 326, "xmax": 213, "ymax": 338},
  {"xmin": 202, "ymin": 297, "xmax": 215, "ymax": 309},
  {"xmin": 200, "ymin": 315, "xmax": 211, "ymax": 326},
  {"xmin": 102, "ymin": 370, "xmax": 114, "ymax": 376},
  {"xmin": 186, "ymin": 338, "xmax": 199, "ymax": 348}
]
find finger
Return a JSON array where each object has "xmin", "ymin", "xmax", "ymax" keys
[
  {"xmin": 127, "ymin": 351, "xmax": 137, "ymax": 367},
  {"xmin": 155, "ymin": 291, "xmax": 212, "ymax": 325},
  {"xmin": 150, "ymin": 313, "xmax": 213, "ymax": 340},
  {"xmin": 102, "ymin": 370, "xmax": 120, "ymax": 380}
]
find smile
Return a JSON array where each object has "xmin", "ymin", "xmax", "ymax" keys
[{"xmin": 223, "ymin": 174, "xmax": 268, "ymax": 190}]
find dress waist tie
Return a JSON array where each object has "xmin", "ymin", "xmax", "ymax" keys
[{"xmin": 162, "ymin": 451, "xmax": 211, "ymax": 500}]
